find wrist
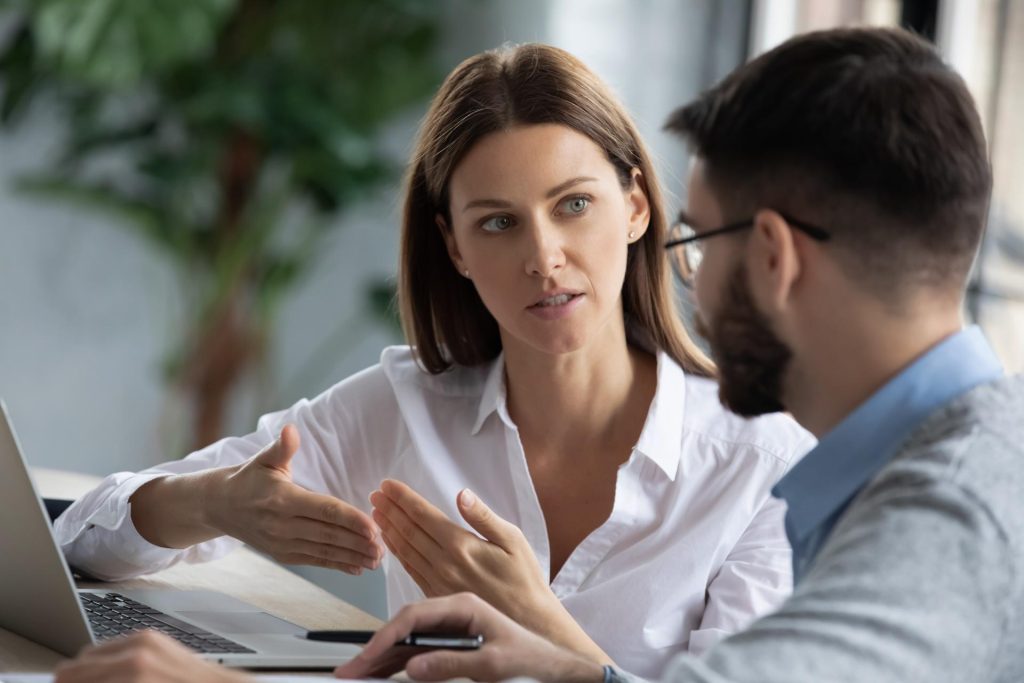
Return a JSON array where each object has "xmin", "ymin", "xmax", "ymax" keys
[
  {"xmin": 549, "ymin": 649, "xmax": 606, "ymax": 683},
  {"xmin": 132, "ymin": 469, "xmax": 227, "ymax": 547},
  {"xmin": 513, "ymin": 586, "xmax": 565, "ymax": 638},
  {"xmin": 532, "ymin": 596, "xmax": 613, "ymax": 666},
  {"xmin": 196, "ymin": 466, "xmax": 234, "ymax": 536}
]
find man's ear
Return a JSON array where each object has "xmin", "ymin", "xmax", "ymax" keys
[
  {"xmin": 626, "ymin": 168, "xmax": 651, "ymax": 242},
  {"xmin": 745, "ymin": 209, "xmax": 801, "ymax": 314},
  {"xmin": 436, "ymin": 214, "xmax": 467, "ymax": 276}
]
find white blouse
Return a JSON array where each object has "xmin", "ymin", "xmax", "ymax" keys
[{"xmin": 56, "ymin": 346, "xmax": 814, "ymax": 677}]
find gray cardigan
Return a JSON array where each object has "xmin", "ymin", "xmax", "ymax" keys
[{"xmin": 645, "ymin": 375, "xmax": 1024, "ymax": 683}]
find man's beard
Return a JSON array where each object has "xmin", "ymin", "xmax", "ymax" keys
[{"xmin": 694, "ymin": 264, "xmax": 792, "ymax": 417}]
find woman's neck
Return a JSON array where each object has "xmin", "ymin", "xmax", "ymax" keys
[{"xmin": 502, "ymin": 321, "xmax": 658, "ymax": 460}]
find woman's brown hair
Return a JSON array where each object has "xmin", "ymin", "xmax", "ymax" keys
[{"xmin": 399, "ymin": 43, "xmax": 713, "ymax": 377}]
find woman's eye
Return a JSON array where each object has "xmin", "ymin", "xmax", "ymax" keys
[
  {"xmin": 481, "ymin": 215, "xmax": 514, "ymax": 233},
  {"xmin": 559, "ymin": 196, "xmax": 590, "ymax": 215}
]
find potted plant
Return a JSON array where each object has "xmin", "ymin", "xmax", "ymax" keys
[{"xmin": 0, "ymin": 0, "xmax": 439, "ymax": 449}]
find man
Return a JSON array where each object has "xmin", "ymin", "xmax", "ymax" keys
[{"xmin": 55, "ymin": 26, "xmax": 1023, "ymax": 683}]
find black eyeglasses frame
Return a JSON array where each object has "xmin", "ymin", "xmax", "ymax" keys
[
  {"xmin": 664, "ymin": 212, "xmax": 832, "ymax": 288},
  {"xmin": 664, "ymin": 214, "xmax": 831, "ymax": 251}
]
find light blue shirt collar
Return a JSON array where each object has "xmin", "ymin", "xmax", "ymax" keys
[{"xmin": 773, "ymin": 326, "xmax": 1004, "ymax": 545}]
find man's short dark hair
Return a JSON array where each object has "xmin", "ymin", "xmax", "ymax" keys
[{"xmin": 666, "ymin": 27, "xmax": 992, "ymax": 300}]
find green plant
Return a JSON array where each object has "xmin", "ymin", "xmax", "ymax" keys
[{"xmin": 0, "ymin": 0, "xmax": 437, "ymax": 449}]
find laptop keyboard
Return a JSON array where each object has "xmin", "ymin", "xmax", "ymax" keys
[{"xmin": 80, "ymin": 592, "xmax": 256, "ymax": 654}]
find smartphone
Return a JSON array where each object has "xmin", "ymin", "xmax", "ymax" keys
[{"xmin": 305, "ymin": 629, "xmax": 484, "ymax": 650}]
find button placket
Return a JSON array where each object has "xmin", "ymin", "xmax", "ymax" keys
[
  {"xmin": 549, "ymin": 448, "xmax": 643, "ymax": 597},
  {"xmin": 503, "ymin": 423, "xmax": 552, "ymax": 581}
]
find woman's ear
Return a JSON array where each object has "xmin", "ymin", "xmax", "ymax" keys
[
  {"xmin": 436, "ymin": 213, "xmax": 468, "ymax": 277},
  {"xmin": 626, "ymin": 168, "xmax": 651, "ymax": 242}
]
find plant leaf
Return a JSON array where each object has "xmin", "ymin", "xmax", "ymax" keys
[{"xmin": 32, "ymin": 0, "xmax": 236, "ymax": 88}]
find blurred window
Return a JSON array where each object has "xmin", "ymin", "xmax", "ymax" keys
[{"xmin": 963, "ymin": 1, "xmax": 1024, "ymax": 373}]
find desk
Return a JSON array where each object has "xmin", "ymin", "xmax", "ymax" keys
[{"xmin": 0, "ymin": 469, "xmax": 382, "ymax": 673}]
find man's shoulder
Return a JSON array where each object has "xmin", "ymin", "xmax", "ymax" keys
[
  {"xmin": 895, "ymin": 374, "xmax": 1024, "ymax": 481},
  {"xmin": 865, "ymin": 374, "xmax": 1024, "ymax": 558},
  {"xmin": 950, "ymin": 373, "xmax": 1024, "ymax": 436},
  {"xmin": 788, "ymin": 375, "xmax": 1024, "ymax": 683},
  {"xmin": 921, "ymin": 374, "xmax": 1024, "ymax": 518}
]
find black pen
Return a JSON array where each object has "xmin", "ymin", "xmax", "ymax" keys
[{"xmin": 305, "ymin": 629, "xmax": 484, "ymax": 650}]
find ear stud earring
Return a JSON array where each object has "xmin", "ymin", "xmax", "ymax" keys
[{"xmin": 628, "ymin": 231, "xmax": 636, "ymax": 239}]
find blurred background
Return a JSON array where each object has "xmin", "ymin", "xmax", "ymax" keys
[{"xmin": 1, "ymin": 0, "xmax": 1021, "ymax": 618}]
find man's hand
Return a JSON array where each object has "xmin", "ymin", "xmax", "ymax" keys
[
  {"xmin": 203, "ymin": 424, "xmax": 384, "ymax": 574},
  {"xmin": 333, "ymin": 593, "xmax": 605, "ymax": 682},
  {"xmin": 54, "ymin": 631, "xmax": 251, "ymax": 683}
]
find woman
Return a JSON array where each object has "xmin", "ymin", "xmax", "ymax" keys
[{"xmin": 55, "ymin": 43, "xmax": 812, "ymax": 677}]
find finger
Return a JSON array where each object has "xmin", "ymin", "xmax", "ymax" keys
[
  {"xmin": 56, "ymin": 632, "xmax": 187, "ymax": 682},
  {"xmin": 336, "ymin": 595, "xmax": 479, "ymax": 677},
  {"xmin": 407, "ymin": 648, "xmax": 494, "ymax": 682},
  {"xmin": 333, "ymin": 645, "xmax": 413, "ymax": 680},
  {"xmin": 73, "ymin": 630, "xmax": 180, "ymax": 660},
  {"xmin": 380, "ymin": 479, "xmax": 470, "ymax": 544},
  {"xmin": 371, "ymin": 490, "xmax": 445, "ymax": 563},
  {"xmin": 379, "ymin": 525, "xmax": 428, "ymax": 584},
  {"xmin": 457, "ymin": 488, "xmax": 522, "ymax": 551},
  {"xmin": 253, "ymin": 424, "xmax": 301, "ymax": 473},
  {"xmin": 286, "ymin": 487, "xmax": 378, "ymax": 540},
  {"xmin": 379, "ymin": 480, "xmax": 463, "ymax": 548},
  {"xmin": 276, "ymin": 552, "xmax": 365, "ymax": 575},
  {"xmin": 55, "ymin": 657, "xmax": 118, "ymax": 683},
  {"xmin": 287, "ymin": 517, "xmax": 382, "ymax": 566},
  {"xmin": 284, "ymin": 538, "xmax": 380, "ymax": 571},
  {"xmin": 379, "ymin": 520, "xmax": 437, "ymax": 594}
]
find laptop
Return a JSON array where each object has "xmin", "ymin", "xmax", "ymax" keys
[{"xmin": 0, "ymin": 401, "xmax": 362, "ymax": 669}]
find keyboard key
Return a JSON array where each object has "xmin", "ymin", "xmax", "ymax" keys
[{"xmin": 82, "ymin": 592, "xmax": 255, "ymax": 655}]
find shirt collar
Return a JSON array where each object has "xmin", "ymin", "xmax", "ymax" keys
[
  {"xmin": 469, "ymin": 350, "xmax": 688, "ymax": 481},
  {"xmin": 471, "ymin": 352, "xmax": 510, "ymax": 435},
  {"xmin": 633, "ymin": 351, "xmax": 687, "ymax": 480},
  {"xmin": 773, "ymin": 326, "xmax": 1004, "ymax": 543}
]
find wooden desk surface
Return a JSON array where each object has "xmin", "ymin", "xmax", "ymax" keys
[{"xmin": 0, "ymin": 468, "xmax": 382, "ymax": 673}]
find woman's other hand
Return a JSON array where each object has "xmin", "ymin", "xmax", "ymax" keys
[
  {"xmin": 371, "ymin": 479, "xmax": 551, "ymax": 616},
  {"xmin": 132, "ymin": 425, "xmax": 383, "ymax": 575},
  {"xmin": 205, "ymin": 425, "xmax": 384, "ymax": 574},
  {"xmin": 370, "ymin": 479, "xmax": 612, "ymax": 663}
]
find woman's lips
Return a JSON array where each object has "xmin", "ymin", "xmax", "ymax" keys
[{"xmin": 527, "ymin": 293, "xmax": 584, "ymax": 320}]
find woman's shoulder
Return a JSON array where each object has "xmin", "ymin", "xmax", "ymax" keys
[
  {"xmin": 313, "ymin": 345, "xmax": 495, "ymax": 422},
  {"xmin": 345, "ymin": 345, "xmax": 495, "ymax": 399},
  {"xmin": 681, "ymin": 373, "xmax": 816, "ymax": 470}
]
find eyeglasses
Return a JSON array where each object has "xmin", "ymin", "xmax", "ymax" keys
[{"xmin": 664, "ymin": 212, "xmax": 831, "ymax": 287}]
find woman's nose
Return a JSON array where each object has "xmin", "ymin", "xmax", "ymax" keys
[{"xmin": 523, "ymin": 223, "xmax": 566, "ymax": 278}]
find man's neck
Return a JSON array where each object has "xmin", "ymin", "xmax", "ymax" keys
[{"xmin": 786, "ymin": 309, "xmax": 964, "ymax": 438}]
